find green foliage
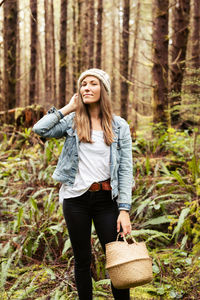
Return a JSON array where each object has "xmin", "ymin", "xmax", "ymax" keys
[
  {"xmin": 131, "ymin": 125, "xmax": 200, "ymax": 298},
  {"xmin": 150, "ymin": 249, "xmax": 200, "ymax": 299},
  {"xmin": 0, "ymin": 125, "xmax": 200, "ymax": 299}
]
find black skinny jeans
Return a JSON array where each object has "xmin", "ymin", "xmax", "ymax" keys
[{"xmin": 63, "ymin": 190, "xmax": 130, "ymax": 300}]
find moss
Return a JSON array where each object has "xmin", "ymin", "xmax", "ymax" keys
[{"xmin": 0, "ymin": 292, "xmax": 8, "ymax": 300}]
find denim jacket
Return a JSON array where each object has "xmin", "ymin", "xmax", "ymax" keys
[{"xmin": 33, "ymin": 107, "xmax": 133, "ymax": 211}]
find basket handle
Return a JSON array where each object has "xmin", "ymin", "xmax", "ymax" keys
[{"xmin": 116, "ymin": 233, "xmax": 138, "ymax": 244}]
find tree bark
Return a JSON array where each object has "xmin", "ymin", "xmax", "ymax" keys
[
  {"xmin": 44, "ymin": 0, "xmax": 52, "ymax": 105},
  {"xmin": 88, "ymin": 0, "xmax": 95, "ymax": 68},
  {"xmin": 3, "ymin": 0, "xmax": 18, "ymax": 110},
  {"xmin": 44, "ymin": 0, "xmax": 56, "ymax": 107},
  {"xmin": 77, "ymin": 0, "xmax": 83, "ymax": 74},
  {"xmin": 130, "ymin": 1, "xmax": 140, "ymax": 128},
  {"xmin": 72, "ymin": 1, "xmax": 77, "ymax": 93},
  {"xmin": 29, "ymin": 0, "xmax": 38, "ymax": 105},
  {"xmin": 111, "ymin": 0, "xmax": 116, "ymax": 102},
  {"xmin": 96, "ymin": 0, "xmax": 103, "ymax": 69},
  {"xmin": 16, "ymin": 0, "xmax": 20, "ymax": 107},
  {"xmin": 50, "ymin": 0, "xmax": 56, "ymax": 103},
  {"xmin": 82, "ymin": 3, "xmax": 89, "ymax": 69},
  {"xmin": 152, "ymin": 0, "xmax": 169, "ymax": 125},
  {"xmin": 120, "ymin": 0, "xmax": 130, "ymax": 120},
  {"xmin": 169, "ymin": 0, "xmax": 190, "ymax": 126},
  {"xmin": 59, "ymin": 0, "xmax": 68, "ymax": 107},
  {"xmin": 190, "ymin": 0, "xmax": 200, "ymax": 69}
]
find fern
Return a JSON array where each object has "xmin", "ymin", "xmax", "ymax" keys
[
  {"xmin": 172, "ymin": 207, "xmax": 191, "ymax": 242},
  {"xmin": 0, "ymin": 250, "xmax": 17, "ymax": 289},
  {"xmin": 142, "ymin": 215, "xmax": 174, "ymax": 227},
  {"xmin": 32, "ymin": 232, "xmax": 45, "ymax": 254}
]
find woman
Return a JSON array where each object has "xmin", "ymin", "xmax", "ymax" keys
[{"xmin": 33, "ymin": 68, "xmax": 133, "ymax": 300}]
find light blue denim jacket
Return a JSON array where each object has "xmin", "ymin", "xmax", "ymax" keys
[{"xmin": 33, "ymin": 107, "xmax": 133, "ymax": 211}]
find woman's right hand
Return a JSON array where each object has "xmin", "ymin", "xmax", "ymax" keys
[
  {"xmin": 68, "ymin": 93, "xmax": 79, "ymax": 111},
  {"xmin": 59, "ymin": 93, "xmax": 79, "ymax": 116}
]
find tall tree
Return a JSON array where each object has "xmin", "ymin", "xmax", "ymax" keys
[
  {"xmin": 169, "ymin": 0, "xmax": 190, "ymax": 126},
  {"xmin": 130, "ymin": 1, "xmax": 141, "ymax": 128},
  {"xmin": 29, "ymin": 0, "xmax": 38, "ymax": 105},
  {"xmin": 50, "ymin": 0, "xmax": 56, "ymax": 103},
  {"xmin": 88, "ymin": 0, "xmax": 95, "ymax": 68},
  {"xmin": 59, "ymin": 0, "xmax": 68, "ymax": 107},
  {"xmin": 190, "ymin": 0, "xmax": 200, "ymax": 69},
  {"xmin": 72, "ymin": 1, "xmax": 77, "ymax": 93},
  {"xmin": 96, "ymin": 0, "xmax": 103, "ymax": 68},
  {"xmin": 82, "ymin": 3, "xmax": 89, "ymax": 69},
  {"xmin": 3, "ymin": 0, "xmax": 18, "ymax": 110},
  {"xmin": 44, "ymin": 0, "xmax": 56, "ymax": 107},
  {"xmin": 120, "ymin": 0, "xmax": 130, "ymax": 120},
  {"xmin": 111, "ymin": 0, "xmax": 117, "ymax": 101},
  {"xmin": 44, "ymin": 0, "xmax": 51, "ymax": 105},
  {"xmin": 152, "ymin": 0, "xmax": 169, "ymax": 125},
  {"xmin": 16, "ymin": 0, "xmax": 20, "ymax": 107},
  {"xmin": 77, "ymin": 0, "xmax": 83, "ymax": 74}
]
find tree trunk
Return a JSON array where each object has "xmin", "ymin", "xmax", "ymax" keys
[
  {"xmin": 130, "ymin": 1, "xmax": 140, "ymax": 128},
  {"xmin": 3, "ymin": 0, "xmax": 18, "ymax": 110},
  {"xmin": 37, "ymin": 36, "xmax": 45, "ymax": 108},
  {"xmin": 190, "ymin": 0, "xmax": 200, "ymax": 69},
  {"xmin": 82, "ymin": 3, "xmax": 89, "ymax": 69},
  {"xmin": 88, "ymin": 0, "xmax": 95, "ymax": 68},
  {"xmin": 44, "ymin": 0, "xmax": 51, "ymax": 106},
  {"xmin": 59, "ymin": 0, "xmax": 68, "ymax": 108},
  {"xmin": 111, "ymin": 0, "xmax": 116, "ymax": 102},
  {"xmin": 120, "ymin": 0, "xmax": 130, "ymax": 120},
  {"xmin": 50, "ymin": 0, "xmax": 56, "ymax": 103},
  {"xmin": 29, "ymin": 0, "xmax": 37, "ymax": 105},
  {"xmin": 44, "ymin": 0, "xmax": 56, "ymax": 108},
  {"xmin": 72, "ymin": 1, "xmax": 77, "ymax": 93},
  {"xmin": 169, "ymin": 0, "xmax": 190, "ymax": 126},
  {"xmin": 77, "ymin": 0, "xmax": 83, "ymax": 74},
  {"xmin": 96, "ymin": 0, "xmax": 103, "ymax": 69},
  {"xmin": 152, "ymin": 0, "xmax": 169, "ymax": 125},
  {"xmin": 16, "ymin": 0, "xmax": 20, "ymax": 107}
]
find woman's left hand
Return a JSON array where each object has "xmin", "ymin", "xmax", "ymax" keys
[{"xmin": 117, "ymin": 210, "xmax": 132, "ymax": 236}]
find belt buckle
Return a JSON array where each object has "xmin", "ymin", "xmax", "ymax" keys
[{"xmin": 90, "ymin": 182, "xmax": 101, "ymax": 192}]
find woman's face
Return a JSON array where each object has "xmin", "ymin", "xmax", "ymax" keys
[{"xmin": 80, "ymin": 76, "xmax": 101, "ymax": 105}]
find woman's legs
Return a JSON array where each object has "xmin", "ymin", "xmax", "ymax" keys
[
  {"xmin": 63, "ymin": 190, "xmax": 130, "ymax": 300},
  {"xmin": 63, "ymin": 193, "xmax": 93, "ymax": 300},
  {"xmin": 91, "ymin": 191, "xmax": 130, "ymax": 300}
]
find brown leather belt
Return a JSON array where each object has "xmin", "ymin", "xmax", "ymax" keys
[{"xmin": 89, "ymin": 179, "xmax": 112, "ymax": 192}]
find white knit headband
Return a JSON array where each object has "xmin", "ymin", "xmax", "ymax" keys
[{"xmin": 78, "ymin": 68, "xmax": 111, "ymax": 95}]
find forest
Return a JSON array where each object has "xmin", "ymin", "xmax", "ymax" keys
[{"xmin": 0, "ymin": 0, "xmax": 200, "ymax": 299}]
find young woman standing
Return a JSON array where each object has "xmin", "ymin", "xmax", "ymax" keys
[{"xmin": 33, "ymin": 69, "xmax": 133, "ymax": 300}]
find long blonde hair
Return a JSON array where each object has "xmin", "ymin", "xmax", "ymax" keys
[{"xmin": 74, "ymin": 82, "xmax": 114, "ymax": 145}]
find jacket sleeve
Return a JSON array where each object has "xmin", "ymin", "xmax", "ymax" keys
[
  {"xmin": 118, "ymin": 120, "xmax": 133, "ymax": 211},
  {"xmin": 32, "ymin": 107, "xmax": 74, "ymax": 138}
]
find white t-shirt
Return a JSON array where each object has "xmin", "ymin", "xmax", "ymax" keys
[{"xmin": 59, "ymin": 130, "xmax": 110, "ymax": 203}]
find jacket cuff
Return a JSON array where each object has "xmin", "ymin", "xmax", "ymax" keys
[
  {"xmin": 118, "ymin": 203, "xmax": 131, "ymax": 211},
  {"xmin": 47, "ymin": 106, "xmax": 64, "ymax": 120}
]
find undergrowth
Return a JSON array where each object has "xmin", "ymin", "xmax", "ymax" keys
[{"xmin": 0, "ymin": 125, "xmax": 200, "ymax": 299}]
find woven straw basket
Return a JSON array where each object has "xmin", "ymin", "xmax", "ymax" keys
[{"xmin": 105, "ymin": 234, "xmax": 153, "ymax": 289}]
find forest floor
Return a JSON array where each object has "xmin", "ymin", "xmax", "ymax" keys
[{"xmin": 0, "ymin": 125, "xmax": 200, "ymax": 299}]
